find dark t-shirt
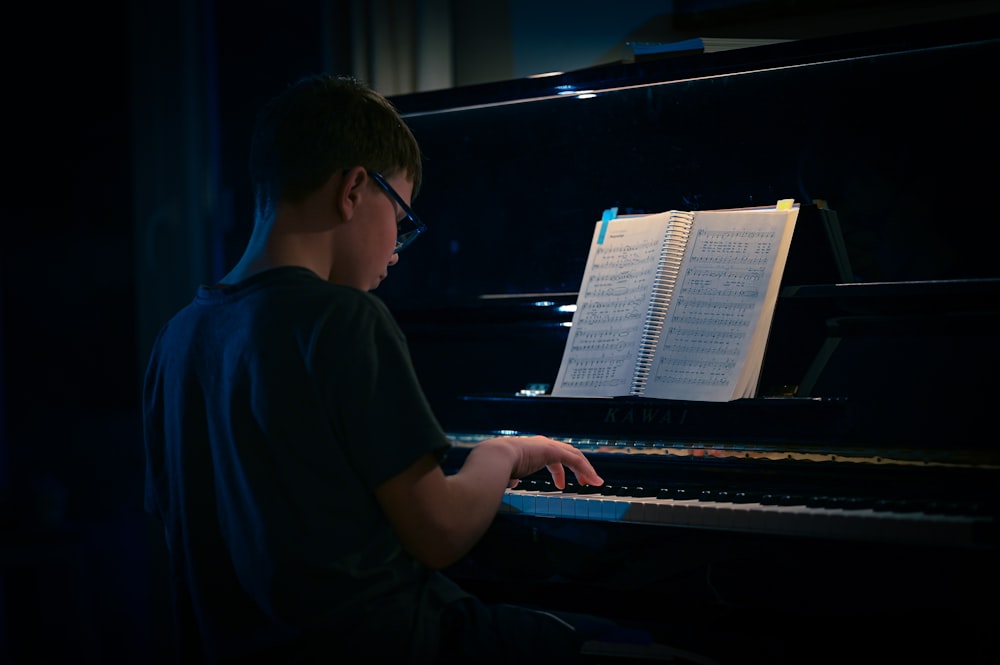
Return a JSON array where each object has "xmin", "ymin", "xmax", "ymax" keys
[{"xmin": 143, "ymin": 266, "xmax": 471, "ymax": 662}]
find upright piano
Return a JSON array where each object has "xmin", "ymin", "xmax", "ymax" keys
[{"xmin": 385, "ymin": 14, "xmax": 1000, "ymax": 664}]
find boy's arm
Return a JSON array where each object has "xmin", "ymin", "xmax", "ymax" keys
[{"xmin": 375, "ymin": 435, "xmax": 603, "ymax": 569}]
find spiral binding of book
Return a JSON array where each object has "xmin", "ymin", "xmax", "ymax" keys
[{"xmin": 630, "ymin": 211, "xmax": 694, "ymax": 395}]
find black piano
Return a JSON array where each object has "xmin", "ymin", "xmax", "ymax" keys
[{"xmin": 385, "ymin": 13, "xmax": 1000, "ymax": 665}]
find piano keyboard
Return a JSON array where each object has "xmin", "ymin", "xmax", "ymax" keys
[{"xmin": 500, "ymin": 480, "xmax": 993, "ymax": 547}]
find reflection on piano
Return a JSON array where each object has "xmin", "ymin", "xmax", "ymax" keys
[{"xmin": 386, "ymin": 13, "xmax": 1000, "ymax": 665}]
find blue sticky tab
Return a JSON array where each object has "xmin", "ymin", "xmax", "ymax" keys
[{"xmin": 597, "ymin": 207, "xmax": 618, "ymax": 244}]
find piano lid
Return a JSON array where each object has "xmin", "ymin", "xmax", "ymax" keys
[{"xmin": 382, "ymin": 14, "xmax": 1000, "ymax": 308}]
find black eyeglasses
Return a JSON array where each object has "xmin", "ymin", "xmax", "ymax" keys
[{"xmin": 368, "ymin": 171, "xmax": 426, "ymax": 253}]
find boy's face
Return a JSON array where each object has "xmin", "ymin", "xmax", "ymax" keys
[{"xmin": 330, "ymin": 172, "xmax": 412, "ymax": 291}]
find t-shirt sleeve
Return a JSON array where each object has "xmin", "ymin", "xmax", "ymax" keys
[{"xmin": 315, "ymin": 292, "xmax": 451, "ymax": 490}]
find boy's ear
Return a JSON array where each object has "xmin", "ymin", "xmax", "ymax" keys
[{"xmin": 337, "ymin": 166, "xmax": 369, "ymax": 220}]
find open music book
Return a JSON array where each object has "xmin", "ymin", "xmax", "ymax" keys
[{"xmin": 551, "ymin": 202, "xmax": 800, "ymax": 402}]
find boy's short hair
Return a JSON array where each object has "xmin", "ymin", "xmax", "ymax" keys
[{"xmin": 248, "ymin": 73, "xmax": 422, "ymax": 221}]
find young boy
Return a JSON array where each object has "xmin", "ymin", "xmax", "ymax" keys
[{"xmin": 143, "ymin": 73, "xmax": 614, "ymax": 663}]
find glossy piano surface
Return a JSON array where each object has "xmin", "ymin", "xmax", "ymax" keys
[
  {"xmin": 385, "ymin": 13, "xmax": 1000, "ymax": 665},
  {"xmin": 385, "ymin": 14, "xmax": 1000, "ymax": 308}
]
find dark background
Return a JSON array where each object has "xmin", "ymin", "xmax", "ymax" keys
[
  {"xmin": 2, "ymin": 2, "xmax": 144, "ymax": 661},
  {"xmin": 2, "ymin": 3, "xmax": 332, "ymax": 661},
  {"xmin": 1, "ymin": 1, "xmax": 997, "ymax": 662}
]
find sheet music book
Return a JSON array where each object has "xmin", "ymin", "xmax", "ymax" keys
[{"xmin": 551, "ymin": 203, "xmax": 800, "ymax": 402}]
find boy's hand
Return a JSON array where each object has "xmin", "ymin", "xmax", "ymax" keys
[{"xmin": 499, "ymin": 435, "xmax": 604, "ymax": 490}]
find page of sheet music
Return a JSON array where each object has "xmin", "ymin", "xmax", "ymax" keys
[
  {"xmin": 551, "ymin": 214, "xmax": 672, "ymax": 397},
  {"xmin": 643, "ymin": 209, "xmax": 797, "ymax": 401}
]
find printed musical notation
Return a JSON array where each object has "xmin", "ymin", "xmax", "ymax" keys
[
  {"xmin": 568, "ymin": 327, "xmax": 635, "ymax": 354},
  {"xmin": 643, "ymin": 211, "xmax": 794, "ymax": 400},
  {"xmin": 558, "ymin": 356, "xmax": 632, "ymax": 389},
  {"xmin": 554, "ymin": 216, "xmax": 669, "ymax": 394},
  {"xmin": 687, "ymin": 227, "xmax": 778, "ymax": 265},
  {"xmin": 647, "ymin": 219, "xmax": 784, "ymax": 395},
  {"xmin": 651, "ymin": 356, "xmax": 737, "ymax": 386}
]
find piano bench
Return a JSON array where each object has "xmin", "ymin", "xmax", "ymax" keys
[{"xmin": 581, "ymin": 640, "xmax": 723, "ymax": 665}]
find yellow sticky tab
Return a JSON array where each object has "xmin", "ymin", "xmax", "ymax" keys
[{"xmin": 776, "ymin": 199, "xmax": 794, "ymax": 210}]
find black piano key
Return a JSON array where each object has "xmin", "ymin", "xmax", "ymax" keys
[
  {"xmin": 872, "ymin": 499, "xmax": 920, "ymax": 513},
  {"xmin": 699, "ymin": 489, "xmax": 736, "ymax": 502},
  {"xmin": 657, "ymin": 487, "xmax": 697, "ymax": 501},
  {"xmin": 730, "ymin": 491, "xmax": 761, "ymax": 504},
  {"xmin": 523, "ymin": 479, "xmax": 558, "ymax": 492},
  {"xmin": 758, "ymin": 494, "xmax": 804, "ymax": 506}
]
